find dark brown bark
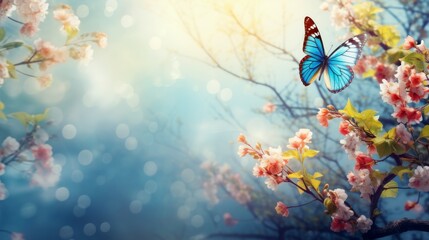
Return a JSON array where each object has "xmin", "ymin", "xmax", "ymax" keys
[{"xmin": 362, "ymin": 218, "xmax": 429, "ymax": 239}]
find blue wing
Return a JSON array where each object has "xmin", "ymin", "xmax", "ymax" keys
[
  {"xmin": 324, "ymin": 34, "xmax": 367, "ymax": 93},
  {"xmin": 299, "ymin": 17, "xmax": 326, "ymax": 86}
]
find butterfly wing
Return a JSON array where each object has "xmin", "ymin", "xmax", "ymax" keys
[
  {"xmin": 324, "ymin": 33, "xmax": 368, "ymax": 93},
  {"xmin": 299, "ymin": 16, "xmax": 326, "ymax": 86}
]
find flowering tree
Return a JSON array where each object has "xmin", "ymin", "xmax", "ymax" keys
[
  {"xmin": 0, "ymin": 1, "xmax": 106, "ymax": 239},
  {"xmin": 165, "ymin": 0, "xmax": 429, "ymax": 239}
]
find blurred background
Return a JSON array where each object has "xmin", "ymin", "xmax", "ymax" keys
[{"xmin": 0, "ymin": 0, "xmax": 428, "ymax": 239}]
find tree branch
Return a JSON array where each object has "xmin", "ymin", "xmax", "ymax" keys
[{"xmin": 363, "ymin": 218, "xmax": 429, "ymax": 239}]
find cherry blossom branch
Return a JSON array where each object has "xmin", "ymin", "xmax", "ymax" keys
[{"xmin": 362, "ymin": 218, "xmax": 429, "ymax": 239}]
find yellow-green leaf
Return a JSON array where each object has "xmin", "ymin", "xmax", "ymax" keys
[
  {"xmin": 402, "ymin": 52, "xmax": 426, "ymax": 71},
  {"xmin": 313, "ymin": 172, "xmax": 323, "ymax": 178},
  {"xmin": 391, "ymin": 166, "xmax": 412, "ymax": 180},
  {"xmin": 288, "ymin": 171, "xmax": 303, "ymax": 179},
  {"xmin": 310, "ymin": 178, "xmax": 321, "ymax": 191},
  {"xmin": 419, "ymin": 125, "xmax": 429, "ymax": 139},
  {"xmin": 424, "ymin": 105, "xmax": 429, "ymax": 116},
  {"xmin": 302, "ymin": 149, "xmax": 319, "ymax": 159},
  {"xmin": 340, "ymin": 99, "xmax": 359, "ymax": 118},
  {"xmin": 65, "ymin": 26, "xmax": 79, "ymax": 43},
  {"xmin": 7, "ymin": 62, "xmax": 16, "ymax": 79},
  {"xmin": 283, "ymin": 149, "xmax": 299, "ymax": 160},
  {"xmin": 386, "ymin": 48, "xmax": 407, "ymax": 64},
  {"xmin": 376, "ymin": 25, "xmax": 400, "ymax": 48},
  {"xmin": 362, "ymin": 69, "xmax": 375, "ymax": 78},
  {"xmin": 10, "ymin": 112, "xmax": 32, "ymax": 127},
  {"xmin": 0, "ymin": 28, "xmax": 5, "ymax": 42},
  {"xmin": 296, "ymin": 179, "xmax": 305, "ymax": 194},
  {"xmin": 33, "ymin": 109, "xmax": 49, "ymax": 123},
  {"xmin": 381, "ymin": 180, "xmax": 398, "ymax": 198},
  {"xmin": 324, "ymin": 198, "xmax": 337, "ymax": 215}
]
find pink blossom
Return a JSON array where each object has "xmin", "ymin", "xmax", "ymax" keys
[
  {"xmin": 355, "ymin": 153, "xmax": 374, "ymax": 170},
  {"xmin": 20, "ymin": 22, "xmax": 39, "ymax": 37},
  {"xmin": 275, "ymin": 201, "xmax": 289, "ymax": 217},
  {"xmin": 263, "ymin": 102, "xmax": 276, "ymax": 113},
  {"xmin": 330, "ymin": 189, "xmax": 353, "ymax": 221},
  {"xmin": 31, "ymin": 165, "xmax": 60, "ymax": 188},
  {"xmin": 409, "ymin": 166, "xmax": 429, "ymax": 192},
  {"xmin": 264, "ymin": 177, "xmax": 278, "ymax": 191},
  {"xmin": 37, "ymin": 74, "xmax": 53, "ymax": 88},
  {"xmin": 252, "ymin": 164, "xmax": 265, "ymax": 177},
  {"xmin": 69, "ymin": 44, "xmax": 93, "ymax": 65},
  {"xmin": 408, "ymin": 71, "xmax": 426, "ymax": 87},
  {"xmin": 375, "ymin": 63, "xmax": 395, "ymax": 83},
  {"xmin": 0, "ymin": 163, "xmax": 5, "ymax": 176},
  {"xmin": 0, "ymin": 181, "xmax": 6, "ymax": 200},
  {"xmin": 356, "ymin": 215, "xmax": 373, "ymax": 233},
  {"xmin": 340, "ymin": 132, "xmax": 361, "ymax": 159},
  {"xmin": 0, "ymin": 58, "xmax": 10, "ymax": 84},
  {"xmin": 330, "ymin": 217, "xmax": 352, "ymax": 232},
  {"xmin": 395, "ymin": 124, "xmax": 412, "ymax": 144},
  {"xmin": 237, "ymin": 145, "xmax": 249, "ymax": 157},
  {"xmin": 379, "ymin": 79, "xmax": 408, "ymax": 106},
  {"xmin": 392, "ymin": 105, "xmax": 422, "ymax": 125},
  {"xmin": 202, "ymin": 181, "xmax": 219, "ymax": 205},
  {"xmin": 347, "ymin": 169, "xmax": 374, "ymax": 200},
  {"xmin": 403, "ymin": 36, "xmax": 416, "ymax": 50},
  {"xmin": 260, "ymin": 148, "xmax": 285, "ymax": 175},
  {"xmin": 404, "ymin": 201, "xmax": 423, "ymax": 213},
  {"xmin": 11, "ymin": 232, "xmax": 25, "ymax": 240},
  {"xmin": 338, "ymin": 120, "xmax": 350, "ymax": 135},
  {"xmin": 34, "ymin": 39, "xmax": 68, "ymax": 71},
  {"xmin": 53, "ymin": 5, "xmax": 80, "ymax": 32},
  {"xmin": 94, "ymin": 32, "xmax": 108, "ymax": 48},
  {"xmin": 395, "ymin": 63, "xmax": 413, "ymax": 82},
  {"xmin": 223, "ymin": 213, "xmax": 238, "ymax": 226},
  {"xmin": 416, "ymin": 40, "xmax": 427, "ymax": 53},
  {"xmin": 237, "ymin": 134, "xmax": 246, "ymax": 144},
  {"xmin": 287, "ymin": 129, "xmax": 312, "ymax": 151},
  {"xmin": 2, "ymin": 137, "xmax": 19, "ymax": 156},
  {"xmin": 295, "ymin": 128, "xmax": 312, "ymax": 144},
  {"xmin": 330, "ymin": 5, "xmax": 350, "ymax": 29},
  {"xmin": 31, "ymin": 144, "xmax": 53, "ymax": 167},
  {"xmin": 0, "ymin": 0, "xmax": 13, "ymax": 19},
  {"xmin": 317, "ymin": 108, "xmax": 330, "ymax": 127}
]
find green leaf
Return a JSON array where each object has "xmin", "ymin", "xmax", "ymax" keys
[
  {"xmin": 402, "ymin": 52, "xmax": 426, "ymax": 71},
  {"xmin": 424, "ymin": 105, "xmax": 429, "ymax": 116},
  {"xmin": 33, "ymin": 109, "xmax": 49, "ymax": 123},
  {"xmin": 283, "ymin": 149, "xmax": 299, "ymax": 160},
  {"xmin": 302, "ymin": 149, "xmax": 319, "ymax": 159},
  {"xmin": 391, "ymin": 166, "xmax": 413, "ymax": 180},
  {"xmin": 288, "ymin": 171, "xmax": 303, "ymax": 179},
  {"xmin": 0, "ymin": 28, "xmax": 5, "ymax": 42},
  {"xmin": 381, "ymin": 180, "xmax": 398, "ymax": 198},
  {"xmin": 386, "ymin": 48, "xmax": 407, "ymax": 64},
  {"xmin": 10, "ymin": 112, "xmax": 32, "ymax": 127},
  {"xmin": 1, "ymin": 41, "xmax": 23, "ymax": 51},
  {"xmin": 324, "ymin": 198, "xmax": 337, "ymax": 215},
  {"xmin": 419, "ymin": 125, "xmax": 429, "ymax": 139},
  {"xmin": 339, "ymin": 99, "xmax": 359, "ymax": 118},
  {"xmin": 7, "ymin": 62, "xmax": 16, "ymax": 79},
  {"xmin": 65, "ymin": 26, "xmax": 79, "ymax": 43}
]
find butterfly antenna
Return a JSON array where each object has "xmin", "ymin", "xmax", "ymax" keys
[{"xmin": 327, "ymin": 44, "xmax": 334, "ymax": 55}]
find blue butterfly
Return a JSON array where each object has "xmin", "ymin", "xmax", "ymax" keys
[{"xmin": 299, "ymin": 16, "xmax": 367, "ymax": 93}]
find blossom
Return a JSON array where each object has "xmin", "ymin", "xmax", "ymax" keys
[
  {"xmin": 338, "ymin": 120, "xmax": 350, "ymax": 135},
  {"xmin": 330, "ymin": 189, "xmax": 353, "ymax": 221},
  {"xmin": 94, "ymin": 32, "xmax": 108, "ymax": 48},
  {"xmin": 403, "ymin": 36, "xmax": 416, "ymax": 50},
  {"xmin": 331, "ymin": 5, "xmax": 350, "ymax": 29},
  {"xmin": 34, "ymin": 39, "xmax": 68, "ymax": 71},
  {"xmin": 0, "ymin": 58, "xmax": 10, "ymax": 84},
  {"xmin": 37, "ymin": 74, "xmax": 53, "ymax": 88},
  {"xmin": 0, "ymin": 163, "xmax": 5, "ymax": 176},
  {"xmin": 295, "ymin": 128, "xmax": 312, "ymax": 143},
  {"xmin": 53, "ymin": 5, "xmax": 80, "ymax": 33},
  {"xmin": 409, "ymin": 166, "xmax": 429, "ymax": 192},
  {"xmin": 416, "ymin": 40, "xmax": 427, "ymax": 53},
  {"xmin": 340, "ymin": 132, "xmax": 361, "ymax": 159},
  {"xmin": 237, "ymin": 134, "xmax": 246, "ymax": 144},
  {"xmin": 287, "ymin": 129, "xmax": 312, "ymax": 150},
  {"xmin": 0, "ymin": 0, "xmax": 13, "ymax": 19},
  {"xmin": 320, "ymin": 2, "xmax": 329, "ymax": 11},
  {"xmin": 202, "ymin": 181, "xmax": 219, "ymax": 205},
  {"xmin": 2, "ymin": 137, "xmax": 20, "ymax": 156},
  {"xmin": 0, "ymin": 181, "xmax": 6, "ymax": 200},
  {"xmin": 355, "ymin": 153, "xmax": 374, "ymax": 170},
  {"xmin": 330, "ymin": 217, "xmax": 351, "ymax": 232},
  {"xmin": 392, "ymin": 105, "xmax": 422, "ymax": 125},
  {"xmin": 395, "ymin": 124, "xmax": 412, "ymax": 145},
  {"xmin": 356, "ymin": 215, "xmax": 373, "ymax": 233},
  {"xmin": 404, "ymin": 201, "xmax": 423, "ymax": 213},
  {"xmin": 375, "ymin": 63, "xmax": 395, "ymax": 83},
  {"xmin": 70, "ymin": 44, "xmax": 94, "ymax": 65},
  {"xmin": 31, "ymin": 164, "xmax": 61, "ymax": 188},
  {"xmin": 317, "ymin": 108, "xmax": 330, "ymax": 127},
  {"xmin": 237, "ymin": 145, "xmax": 249, "ymax": 157},
  {"xmin": 20, "ymin": 22, "xmax": 39, "ymax": 37},
  {"xmin": 31, "ymin": 144, "xmax": 53, "ymax": 167},
  {"xmin": 252, "ymin": 164, "xmax": 265, "ymax": 177},
  {"xmin": 11, "ymin": 232, "xmax": 25, "ymax": 240},
  {"xmin": 265, "ymin": 177, "xmax": 278, "ymax": 191},
  {"xmin": 379, "ymin": 79, "xmax": 408, "ymax": 106},
  {"xmin": 395, "ymin": 63, "xmax": 412, "ymax": 82},
  {"xmin": 263, "ymin": 102, "xmax": 276, "ymax": 113},
  {"xmin": 347, "ymin": 169, "xmax": 374, "ymax": 200},
  {"xmin": 223, "ymin": 213, "xmax": 238, "ymax": 226},
  {"xmin": 275, "ymin": 201, "xmax": 289, "ymax": 217}
]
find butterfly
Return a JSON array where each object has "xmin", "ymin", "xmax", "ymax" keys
[{"xmin": 299, "ymin": 16, "xmax": 367, "ymax": 93}]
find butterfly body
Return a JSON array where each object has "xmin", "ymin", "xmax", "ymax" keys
[{"xmin": 299, "ymin": 17, "xmax": 367, "ymax": 93}]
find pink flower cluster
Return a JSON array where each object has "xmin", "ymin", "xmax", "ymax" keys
[
  {"xmin": 408, "ymin": 166, "xmax": 429, "ymax": 192},
  {"xmin": 347, "ymin": 169, "xmax": 375, "ymax": 200},
  {"xmin": 15, "ymin": 0, "xmax": 49, "ymax": 37},
  {"xmin": 34, "ymin": 39, "xmax": 68, "ymax": 71},
  {"xmin": 263, "ymin": 102, "xmax": 276, "ymax": 113},
  {"xmin": 223, "ymin": 212, "xmax": 238, "ymax": 226},
  {"xmin": 201, "ymin": 162, "xmax": 251, "ymax": 205},
  {"xmin": 238, "ymin": 129, "xmax": 312, "ymax": 190},
  {"xmin": 379, "ymin": 39, "xmax": 429, "ymax": 125},
  {"xmin": 275, "ymin": 201, "xmax": 289, "ymax": 217},
  {"xmin": 328, "ymin": 189, "xmax": 373, "ymax": 233},
  {"xmin": 354, "ymin": 55, "xmax": 395, "ymax": 83}
]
